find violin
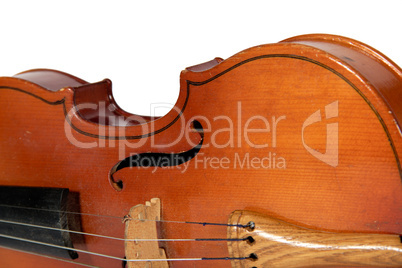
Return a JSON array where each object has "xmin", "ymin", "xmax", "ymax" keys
[{"xmin": 0, "ymin": 34, "xmax": 401, "ymax": 267}]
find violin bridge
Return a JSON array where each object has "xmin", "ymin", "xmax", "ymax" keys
[{"xmin": 124, "ymin": 198, "xmax": 168, "ymax": 268}]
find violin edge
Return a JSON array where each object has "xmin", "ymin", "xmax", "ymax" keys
[
  {"xmin": 281, "ymin": 33, "xmax": 402, "ymax": 130},
  {"xmin": 1, "ymin": 34, "xmax": 401, "ymax": 146}
]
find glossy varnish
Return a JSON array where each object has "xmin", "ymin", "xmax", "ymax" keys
[{"xmin": 0, "ymin": 34, "xmax": 401, "ymax": 267}]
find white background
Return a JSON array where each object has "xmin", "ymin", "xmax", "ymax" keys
[{"xmin": 0, "ymin": 0, "xmax": 401, "ymax": 116}]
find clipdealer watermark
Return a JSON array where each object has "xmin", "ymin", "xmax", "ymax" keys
[
  {"xmin": 127, "ymin": 152, "xmax": 286, "ymax": 174},
  {"xmin": 64, "ymin": 100, "xmax": 338, "ymax": 172}
]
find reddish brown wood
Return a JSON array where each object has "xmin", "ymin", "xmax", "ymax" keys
[{"xmin": 0, "ymin": 34, "xmax": 401, "ymax": 267}]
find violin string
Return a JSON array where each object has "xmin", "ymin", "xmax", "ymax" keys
[
  {"xmin": 0, "ymin": 218, "xmax": 248, "ymax": 243},
  {"xmin": 0, "ymin": 203, "xmax": 249, "ymax": 228},
  {"xmin": 0, "ymin": 245, "xmax": 99, "ymax": 268},
  {"xmin": 0, "ymin": 204, "xmax": 121, "ymax": 219},
  {"xmin": 0, "ymin": 233, "xmax": 250, "ymax": 263}
]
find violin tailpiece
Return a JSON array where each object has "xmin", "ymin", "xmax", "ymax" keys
[{"xmin": 227, "ymin": 210, "xmax": 402, "ymax": 268}]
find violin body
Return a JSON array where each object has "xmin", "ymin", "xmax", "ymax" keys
[{"xmin": 0, "ymin": 34, "xmax": 401, "ymax": 267}]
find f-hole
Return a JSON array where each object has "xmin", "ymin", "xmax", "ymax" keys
[{"xmin": 109, "ymin": 120, "xmax": 204, "ymax": 191}]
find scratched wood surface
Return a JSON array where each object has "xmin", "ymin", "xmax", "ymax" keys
[{"xmin": 0, "ymin": 34, "xmax": 401, "ymax": 267}]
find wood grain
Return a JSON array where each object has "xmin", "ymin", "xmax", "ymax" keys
[
  {"xmin": 124, "ymin": 198, "xmax": 168, "ymax": 268},
  {"xmin": 0, "ymin": 34, "xmax": 401, "ymax": 267},
  {"xmin": 228, "ymin": 210, "xmax": 402, "ymax": 267}
]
